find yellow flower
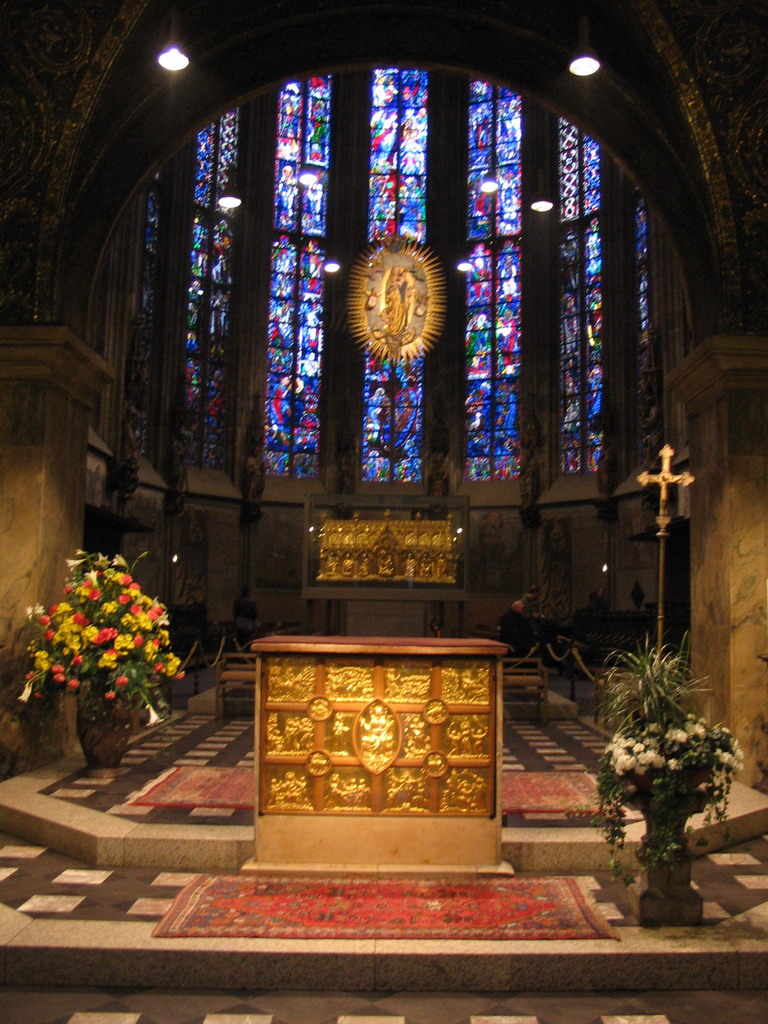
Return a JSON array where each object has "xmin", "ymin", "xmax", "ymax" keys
[
  {"xmin": 114, "ymin": 634, "xmax": 134, "ymax": 652},
  {"xmin": 34, "ymin": 651, "xmax": 52, "ymax": 671},
  {"xmin": 98, "ymin": 651, "xmax": 118, "ymax": 670},
  {"xmin": 164, "ymin": 655, "xmax": 181, "ymax": 677}
]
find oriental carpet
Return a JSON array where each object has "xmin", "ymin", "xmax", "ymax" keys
[
  {"xmin": 131, "ymin": 766, "xmax": 600, "ymax": 815},
  {"xmin": 153, "ymin": 872, "xmax": 616, "ymax": 940},
  {"xmin": 501, "ymin": 771, "xmax": 598, "ymax": 815}
]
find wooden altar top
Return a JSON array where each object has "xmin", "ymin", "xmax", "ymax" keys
[{"xmin": 249, "ymin": 635, "xmax": 509, "ymax": 658}]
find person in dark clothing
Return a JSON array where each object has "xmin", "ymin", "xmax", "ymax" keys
[
  {"xmin": 233, "ymin": 587, "xmax": 259, "ymax": 649},
  {"xmin": 498, "ymin": 600, "xmax": 536, "ymax": 657}
]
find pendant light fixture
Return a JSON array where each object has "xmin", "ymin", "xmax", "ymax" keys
[
  {"xmin": 569, "ymin": 16, "xmax": 601, "ymax": 77},
  {"xmin": 157, "ymin": 11, "xmax": 189, "ymax": 71}
]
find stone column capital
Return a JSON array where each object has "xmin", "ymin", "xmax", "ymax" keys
[
  {"xmin": 667, "ymin": 334, "xmax": 768, "ymax": 413},
  {"xmin": 0, "ymin": 325, "xmax": 114, "ymax": 409}
]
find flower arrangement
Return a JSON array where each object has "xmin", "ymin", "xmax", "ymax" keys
[
  {"xmin": 594, "ymin": 638, "xmax": 743, "ymax": 882},
  {"xmin": 21, "ymin": 551, "xmax": 182, "ymax": 724}
]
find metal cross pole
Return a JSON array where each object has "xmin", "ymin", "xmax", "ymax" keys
[{"xmin": 637, "ymin": 444, "xmax": 695, "ymax": 649}]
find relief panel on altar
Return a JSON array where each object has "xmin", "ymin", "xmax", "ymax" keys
[{"xmin": 259, "ymin": 654, "xmax": 496, "ymax": 816}]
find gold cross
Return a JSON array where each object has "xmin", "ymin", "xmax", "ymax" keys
[
  {"xmin": 637, "ymin": 444, "xmax": 694, "ymax": 648},
  {"xmin": 637, "ymin": 443, "xmax": 694, "ymax": 537}
]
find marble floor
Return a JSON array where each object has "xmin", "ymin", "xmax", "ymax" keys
[
  {"xmin": 1, "ymin": 985, "xmax": 767, "ymax": 1024},
  {"xmin": 0, "ymin": 676, "xmax": 767, "ymax": 1024}
]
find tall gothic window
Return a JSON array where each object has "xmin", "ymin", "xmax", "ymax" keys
[
  {"xmin": 134, "ymin": 175, "xmax": 160, "ymax": 456},
  {"xmin": 361, "ymin": 68, "xmax": 428, "ymax": 483},
  {"xmin": 635, "ymin": 195, "xmax": 650, "ymax": 334},
  {"xmin": 184, "ymin": 109, "xmax": 239, "ymax": 468},
  {"xmin": 464, "ymin": 82, "xmax": 523, "ymax": 481},
  {"xmin": 264, "ymin": 77, "xmax": 332, "ymax": 478},
  {"xmin": 558, "ymin": 119, "xmax": 603, "ymax": 474}
]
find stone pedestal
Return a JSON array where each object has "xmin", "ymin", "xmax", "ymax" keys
[
  {"xmin": 629, "ymin": 858, "xmax": 703, "ymax": 926},
  {"xmin": 668, "ymin": 335, "xmax": 768, "ymax": 788}
]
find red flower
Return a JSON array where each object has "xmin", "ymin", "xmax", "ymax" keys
[
  {"xmin": 133, "ymin": 635, "xmax": 144, "ymax": 647},
  {"xmin": 88, "ymin": 588, "xmax": 102, "ymax": 601},
  {"xmin": 115, "ymin": 675, "xmax": 128, "ymax": 687},
  {"xmin": 72, "ymin": 654, "xmax": 83, "ymax": 666},
  {"xmin": 45, "ymin": 628, "xmax": 55, "ymax": 640},
  {"xmin": 49, "ymin": 604, "xmax": 58, "ymax": 615},
  {"xmin": 130, "ymin": 603, "xmax": 142, "ymax": 616},
  {"xmin": 154, "ymin": 663, "xmax": 164, "ymax": 673},
  {"xmin": 129, "ymin": 582, "xmax": 141, "ymax": 591},
  {"xmin": 53, "ymin": 673, "xmax": 66, "ymax": 684},
  {"xmin": 63, "ymin": 586, "xmax": 73, "ymax": 595},
  {"xmin": 73, "ymin": 612, "xmax": 89, "ymax": 626},
  {"xmin": 39, "ymin": 614, "xmax": 51, "ymax": 626},
  {"xmin": 118, "ymin": 594, "xmax": 131, "ymax": 605},
  {"xmin": 120, "ymin": 574, "xmax": 133, "ymax": 586},
  {"xmin": 67, "ymin": 679, "xmax": 80, "ymax": 691},
  {"xmin": 104, "ymin": 691, "xmax": 116, "ymax": 701},
  {"xmin": 51, "ymin": 663, "xmax": 65, "ymax": 674},
  {"xmin": 176, "ymin": 671, "xmax": 186, "ymax": 680}
]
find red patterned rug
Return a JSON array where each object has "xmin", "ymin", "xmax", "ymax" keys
[
  {"xmin": 131, "ymin": 767, "xmax": 599, "ymax": 814},
  {"xmin": 501, "ymin": 771, "xmax": 598, "ymax": 816},
  {"xmin": 130, "ymin": 766, "xmax": 254, "ymax": 809},
  {"xmin": 153, "ymin": 873, "xmax": 616, "ymax": 940}
]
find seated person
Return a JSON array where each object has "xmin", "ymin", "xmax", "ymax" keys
[{"xmin": 498, "ymin": 600, "xmax": 536, "ymax": 657}]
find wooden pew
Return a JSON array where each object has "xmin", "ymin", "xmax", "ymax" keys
[
  {"xmin": 500, "ymin": 655, "xmax": 549, "ymax": 724},
  {"xmin": 214, "ymin": 652, "xmax": 257, "ymax": 717}
]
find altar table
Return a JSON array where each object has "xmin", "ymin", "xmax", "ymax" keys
[{"xmin": 245, "ymin": 635, "xmax": 507, "ymax": 867}]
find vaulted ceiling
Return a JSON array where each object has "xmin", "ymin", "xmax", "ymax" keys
[{"xmin": 2, "ymin": 1, "xmax": 766, "ymax": 343}]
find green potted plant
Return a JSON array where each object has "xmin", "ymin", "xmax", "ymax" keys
[
  {"xmin": 594, "ymin": 636, "xmax": 743, "ymax": 925},
  {"xmin": 21, "ymin": 551, "xmax": 182, "ymax": 775}
]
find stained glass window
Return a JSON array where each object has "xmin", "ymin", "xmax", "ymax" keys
[
  {"xmin": 464, "ymin": 82, "xmax": 523, "ymax": 481},
  {"xmin": 558, "ymin": 119, "xmax": 602, "ymax": 474},
  {"xmin": 135, "ymin": 175, "xmax": 160, "ymax": 455},
  {"xmin": 265, "ymin": 77, "xmax": 331, "ymax": 478},
  {"xmin": 362, "ymin": 68, "xmax": 428, "ymax": 483},
  {"xmin": 184, "ymin": 109, "xmax": 239, "ymax": 468},
  {"xmin": 635, "ymin": 195, "xmax": 649, "ymax": 334}
]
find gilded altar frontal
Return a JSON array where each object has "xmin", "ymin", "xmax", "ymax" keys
[{"xmin": 259, "ymin": 651, "xmax": 495, "ymax": 817}]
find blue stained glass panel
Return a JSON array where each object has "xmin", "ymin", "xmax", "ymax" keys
[
  {"xmin": 362, "ymin": 68, "xmax": 427, "ymax": 483},
  {"xmin": 558, "ymin": 125, "xmax": 603, "ymax": 473},
  {"xmin": 464, "ymin": 86, "xmax": 522, "ymax": 480},
  {"xmin": 265, "ymin": 80, "xmax": 330, "ymax": 478}
]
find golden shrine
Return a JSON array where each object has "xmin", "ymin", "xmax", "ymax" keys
[
  {"xmin": 315, "ymin": 510, "xmax": 457, "ymax": 584},
  {"xmin": 245, "ymin": 635, "xmax": 507, "ymax": 868}
]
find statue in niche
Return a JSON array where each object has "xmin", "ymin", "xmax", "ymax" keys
[
  {"xmin": 518, "ymin": 417, "xmax": 540, "ymax": 527},
  {"xmin": 165, "ymin": 398, "xmax": 190, "ymax": 515},
  {"xmin": 594, "ymin": 413, "xmax": 618, "ymax": 520},
  {"xmin": 108, "ymin": 397, "xmax": 141, "ymax": 502},
  {"xmin": 243, "ymin": 392, "xmax": 266, "ymax": 521},
  {"xmin": 108, "ymin": 315, "xmax": 148, "ymax": 502},
  {"xmin": 336, "ymin": 428, "xmax": 356, "ymax": 495},
  {"xmin": 427, "ymin": 420, "xmax": 450, "ymax": 496}
]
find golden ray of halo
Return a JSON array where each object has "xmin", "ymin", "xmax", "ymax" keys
[{"xmin": 347, "ymin": 235, "xmax": 446, "ymax": 363}]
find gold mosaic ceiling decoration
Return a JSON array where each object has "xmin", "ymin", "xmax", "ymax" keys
[{"xmin": 347, "ymin": 234, "xmax": 446, "ymax": 363}]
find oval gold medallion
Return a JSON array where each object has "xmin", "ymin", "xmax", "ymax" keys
[{"xmin": 354, "ymin": 699, "xmax": 400, "ymax": 774}]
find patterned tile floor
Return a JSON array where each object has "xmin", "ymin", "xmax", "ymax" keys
[
  {"xmin": 1, "ymin": 987, "xmax": 767, "ymax": 1024},
  {"xmin": 2, "ymin": 685, "xmax": 768, "ymax": 1023}
]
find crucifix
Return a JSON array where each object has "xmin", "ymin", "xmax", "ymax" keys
[{"xmin": 637, "ymin": 444, "xmax": 695, "ymax": 648}]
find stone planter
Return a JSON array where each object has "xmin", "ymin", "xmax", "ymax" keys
[{"xmin": 623, "ymin": 767, "xmax": 710, "ymax": 926}]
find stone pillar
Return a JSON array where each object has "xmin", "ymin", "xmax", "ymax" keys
[
  {"xmin": 667, "ymin": 335, "xmax": 768, "ymax": 786},
  {"xmin": 0, "ymin": 327, "xmax": 114, "ymax": 761}
]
